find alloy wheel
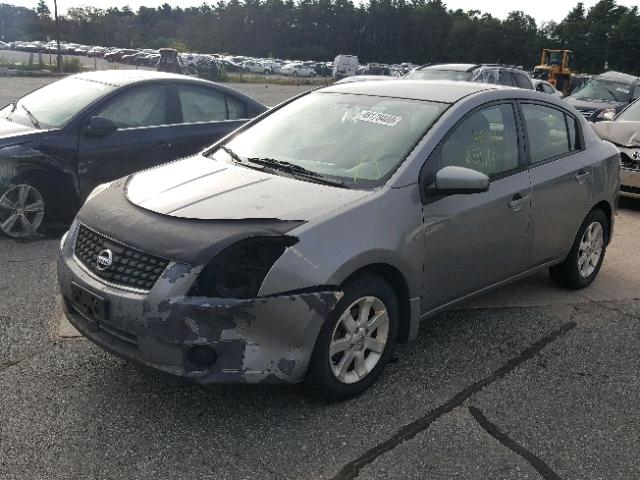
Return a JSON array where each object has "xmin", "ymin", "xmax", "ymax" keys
[
  {"xmin": 329, "ymin": 296, "xmax": 390, "ymax": 384},
  {"xmin": 577, "ymin": 221, "xmax": 604, "ymax": 278},
  {"xmin": 0, "ymin": 184, "xmax": 45, "ymax": 238}
]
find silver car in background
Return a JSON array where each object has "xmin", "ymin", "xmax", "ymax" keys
[
  {"xmin": 592, "ymin": 98, "xmax": 640, "ymax": 198},
  {"xmin": 58, "ymin": 81, "xmax": 619, "ymax": 399}
]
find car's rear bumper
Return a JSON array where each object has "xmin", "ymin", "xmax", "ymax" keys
[{"xmin": 57, "ymin": 225, "xmax": 343, "ymax": 385}]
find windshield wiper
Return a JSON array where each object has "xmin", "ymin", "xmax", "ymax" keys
[
  {"xmin": 20, "ymin": 104, "xmax": 41, "ymax": 129},
  {"xmin": 247, "ymin": 157, "xmax": 344, "ymax": 186},
  {"xmin": 218, "ymin": 145, "xmax": 245, "ymax": 164}
]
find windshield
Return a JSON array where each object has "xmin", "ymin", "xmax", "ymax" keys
[
  {"xmin": 404, "ymin": 69, "xmax": 472, "ymax": 82},
  {"xmin": 617, "ymin": 100, "xmax": 640, "ymax": 122},
  {"xmin": 570, "ymin": 79, "xmax": 632, "ymax": 103},
  {"xmin": 0, "ymin": 77, "xmax": 116, "ymax": 129},
  {"xmin": 213, "ymin": 92, "xmax": 447, "ymax": 187}
]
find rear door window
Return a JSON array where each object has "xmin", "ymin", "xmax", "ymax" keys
[
  {"xmin": 514, "ymin": 73, "xmax": 532, "ymax": 89},
  {"xmin": 498, "ymin": 71, "xmax": 517, "ymax": 87},
  {"xmin": 227, "ymin": 95, "xmax": 248, "ymax": 119},
  {"xmin": 521, "ymin": 104, "xmax": 573, "ymax": 163},
  {"xmin": 178, "ymin": 85, "xmax": 227, "ymax": 123}
]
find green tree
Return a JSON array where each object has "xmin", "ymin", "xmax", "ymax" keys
[{"xmin": 36, "ymin": 0, "xmax": 50, "ymax": 17}]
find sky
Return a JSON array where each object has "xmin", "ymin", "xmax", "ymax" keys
[{"xmin": 6, "ymin": 0, "xmax": 640, "ymax": 25}]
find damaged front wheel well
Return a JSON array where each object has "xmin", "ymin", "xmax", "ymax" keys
[
  {"xmin": 14, "ymin": 169, "xmax": 78, "ymax": 222},
  {"xmin": 342, "ymin": 263, "xmax": 411, "ymax": 344}
]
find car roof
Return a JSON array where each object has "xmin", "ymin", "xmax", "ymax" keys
[
  {"xmin": 69, "ymin": 70, "xmax": 201, "ymax": 87},
  {"xmin": 596, "ymin": 70, "xmax": 640, "ymax": 85},
  {"xmin": 66, "ymin": 70, "xmax": 267, "ymax": 109},
  {"xmin": 421, "ymin": 63, "xmax": 477, "ymax": 72},
  {"xmin": 320, "ymin": 80, "xmax": 503, "ymax": 104},
  {"xmin": 418, "ymin": 63, "xmax": 526, "ymax": 73}
]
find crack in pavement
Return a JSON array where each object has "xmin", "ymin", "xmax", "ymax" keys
[
  {"xmin": 0, "ymin": 350, "xmax": 43, "ymax": 372},
  {"xmin": 330, "ymin": 321, "xmax": 577, "ymax": 480},
  {"xmin": 468, "ymin": 406, "xmax": 561, "ymax": 480}
]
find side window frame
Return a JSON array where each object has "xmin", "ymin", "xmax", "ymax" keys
[
  {"xmin": 93, "ymin": 83, "xmax": 170, "ymax": 130},
  {"xmin": 419, "ymin": 99, "xmax": 526, "ymax": 202},
  {"xmin": 516, "ymin": 100, "xmax": 585, "ymax": 168}
]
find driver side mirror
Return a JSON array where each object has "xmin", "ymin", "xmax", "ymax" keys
[
  {"xmin": 84, "ymin": 116, "xmax": 118, "ymax": 137},
  {"xmin": 425, "ymin": 166, "xmax": 490, "ymax": 196}
]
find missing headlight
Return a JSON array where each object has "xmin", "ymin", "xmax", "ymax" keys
[{"xmin": 188, "ymin": 236, "xmax": 298, "ymax": 298}]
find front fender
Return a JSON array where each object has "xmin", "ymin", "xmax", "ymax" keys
[{"xmin": 259, "ymin": 184, "xmax": 423, "ymax": 300}]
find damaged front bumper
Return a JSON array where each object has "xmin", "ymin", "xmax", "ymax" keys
[{"xmin": 57, "ymin": 226, "xmax": 343, "ymax": 385}]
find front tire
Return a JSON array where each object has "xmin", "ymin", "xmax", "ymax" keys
[
  {"xmin": 0, "ymin": 183, "xmax": 45, "ymax": 238},
  {"xmin": 550, "ymin": 208, "xmax": 608, "ymax": 289},
  {"xmin": 307, "ymin": 275, "xmax": 399, "ymax": 400}
]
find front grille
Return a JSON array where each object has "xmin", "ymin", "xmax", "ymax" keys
[
  {"xmin": 621, "ymin": 152, "xmax": 640, "ymax": 171},
  {"xmin": 621, "ymin": 185, "xmax": 640, "ymax": 195},
  {"xmin": 74, "ymin": 225, "xmax": 169, "ymax": 291}
]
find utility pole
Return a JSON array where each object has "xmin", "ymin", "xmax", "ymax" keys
[{"xmin": 53, "ymin": 0, "xmax": 63, "ymax": 72}]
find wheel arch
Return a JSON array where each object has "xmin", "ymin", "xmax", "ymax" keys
[
  {"xmin": 339, "ymin": 262, "xmax": 414, "ymax": 344},
  {"xmin": 591, "ymin": 199, "xmax": 613, "ymax": 244},
  {"xmin": 13, "ymin": 167, "xmax": 79, "ymax": 222}
]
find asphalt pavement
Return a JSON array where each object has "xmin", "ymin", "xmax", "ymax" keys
[{"xmin": 1, "ymin": 74, "xmax": 640, "ymax": 479}]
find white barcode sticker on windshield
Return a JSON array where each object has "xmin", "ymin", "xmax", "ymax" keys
[{"xmin": 355, "ymin": 110, "xmax": 402, "ymax": 127}]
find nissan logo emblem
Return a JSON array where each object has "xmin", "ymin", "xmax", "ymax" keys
[{"xmin": 96, "ymin": 249, "xmax": 113, "ymax": 271}]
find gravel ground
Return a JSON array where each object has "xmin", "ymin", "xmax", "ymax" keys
[{"xmin": 1, "ymin": 72, "xmax": 640, "ymax": 479}]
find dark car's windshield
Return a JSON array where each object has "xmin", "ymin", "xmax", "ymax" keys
[
  {"xmin": 405, "ymin": 69, "xmax": 473, "ymax": 82},
  {"xmin": 0, "ymin": 77, "xmax": 116, "ymax": 129},
  {"xmin": 212, "ymin": 92, "xmax": 447, "ymax": 187},
  {"xmin": 617, "ymin": 100, "xmax": 640, "ymax": 122},
  {"xmin": 570, "ymin": 79, "xmax": 632, "ymax": 103}
]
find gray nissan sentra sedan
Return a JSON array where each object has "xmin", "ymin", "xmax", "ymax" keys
[{"xmin": 57, "ymin": 80, "xmax": 619, "ymax": 399}]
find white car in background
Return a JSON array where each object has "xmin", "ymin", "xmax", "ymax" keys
[
  {"xmin": 280, "ymin": 63, "xmax": 316, "ymax": 77},
  {"xmin": 533, "ymin": 79, "xmax": 564, "ymax": 98},
  {"xmin": 242, "ymin": 60, "xmax": 272, "ymax": 75},
  {"xmin": 0, "ymin": 41, "xmax": 9, "ymax": 50}
]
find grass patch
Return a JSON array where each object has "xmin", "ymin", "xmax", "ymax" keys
[
  {"xmin": 0, "ymin": 54, "xmax": 84, "ymax": 75},
  {"xmin": 221, "ymin": 72, "xmax": 331, "ymax": 86}
]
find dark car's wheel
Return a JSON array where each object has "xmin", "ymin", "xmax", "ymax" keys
[
  {"xmin": 0, "ymin": 183, "xmax": 45, "ymax": 238},
  {"xmin": 550, "ymin": 208, "xmax": 609, "ymax": 289},
  {"xmin": 307, "ymin": 275, "xmax": 399, "ymax": 400}
]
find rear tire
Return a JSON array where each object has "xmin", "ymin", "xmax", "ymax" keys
[
  {"xmin": 550, "ymin": 208, "xmax": 608, "ymax": 289},
  {"xmin": 306, "ymin": 275, "xmax": 399, "ymax": 400}
]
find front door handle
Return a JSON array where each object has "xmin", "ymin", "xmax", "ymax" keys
[
  {"xmin": 157, "ymin": 141, "xmax": 173, "ymax": 149},
  {"xmin": 575, "ymin": 169, "xmax": 591, "ymax": 183},
  {"xmin": 508, "ymin": 193, "xmax": 528, "ymax": 211}
]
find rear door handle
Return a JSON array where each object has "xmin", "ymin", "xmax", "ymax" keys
[
  {"xmin": 575, "ymin": 169, "xmax": 591, "ymax": 183},
  {"xmin": 157, "ymin": 141, "xmax": 172, "ymax": 149},
  {"xmin": 508, "ymin": 193, "xmax": 528, "ymax": 211}
]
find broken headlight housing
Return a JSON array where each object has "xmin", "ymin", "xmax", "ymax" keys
[{"xmin": 188, "ymin": 236, "xmax": 298, "ymax": 298}]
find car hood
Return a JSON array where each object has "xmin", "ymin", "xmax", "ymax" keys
[
  {"xmin": 0, "ymin": 119, "xmax": 43, "ymax": 147},
  {"xmin": 592, "ymin": 121, "xmax": 640, "ymax": 147},
  {"xmin": 126, "ymin": 154, "xmax": 371, "ymax": 221}
]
